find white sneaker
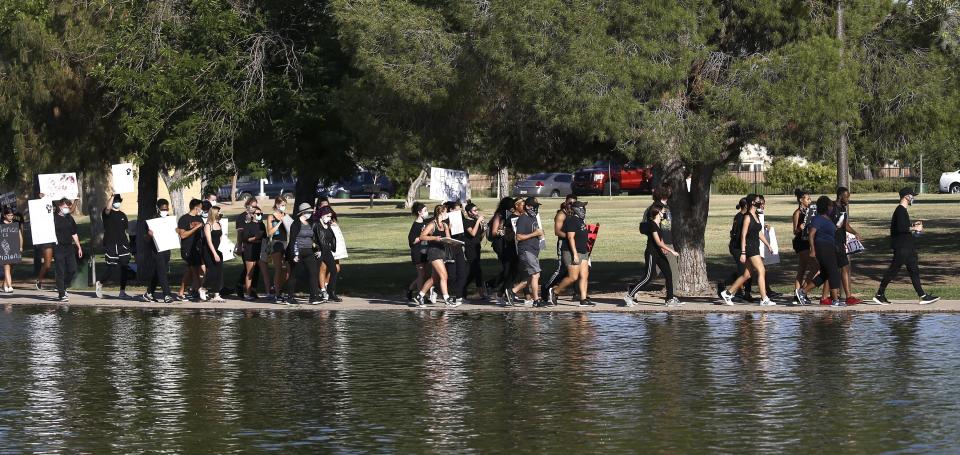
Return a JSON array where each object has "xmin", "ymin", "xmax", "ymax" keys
[
  {"xmin": 95, "ymin": 281, "xmax": 103, "ymax": 299},
  {"xmin": 211, "ymin": 294, "xmax": 225, "ymax": 303},
  {"xmin": 428, "ymin": 288, "xmax": 437, "ymax": 304},
  {"xmin": 759, "ymin": 297, "xmax": 776, "ymax": 306},
  {"xmin": 623, "ymin": 293, "xmax": 637, "ymax": 307},
  {"xmin": 198, "ymin": 288, "xmax": 208, "ymax": 301},
  {"xmin": 665, "ymin": 297, "xmax": 681, "ymax": 306},
  {"xmin": 720, "ymin": 290, "xmax": 734, "ymax": 306}
]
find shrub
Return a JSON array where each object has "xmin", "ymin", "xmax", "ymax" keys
[
  {"xmin": 712, "ymin": 172, "xmax": 751, "ymax": 194},
  {"xmin": 764, "ymin": 159, "xmax": 836, "ymax": 195},
  {"xmin": 851, "ymin": 178, "xmax": 915, "ymax": 194}
]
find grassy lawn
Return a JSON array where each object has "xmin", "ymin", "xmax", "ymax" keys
[{"xmin": 7, "ymin": 192, "xmax": 960, "ymax": 301}]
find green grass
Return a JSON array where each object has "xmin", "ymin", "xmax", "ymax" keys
[{"xmin": 9, "ymin": 193, "xmax": 960, "ymax": 300}]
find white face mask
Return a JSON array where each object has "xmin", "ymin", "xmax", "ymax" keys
[
  {"xmin": 278, "ymin": 205, "xmax": 286, "ymax": 213},
  {"xmin": 60, "ymin": 207, "xmax": 70, "ymax": 215},
  {"xmin": 159, "ymin": 210, "xmax": 169, "ymax": 217},
  {"xmin": 201, "ymin": 211, "xmax": 209, "ymax": 219},
  {"xmin": 209, "ymin": 200, "xmax": 218, "ymax": 206},
  {"xmin": 419, "ymin": 210, "xmax": 428, "ymax": 219},
  {"xmin": 321, "ymin": 215, "xmax": 332, "ymax": 224},
  {"xmin": 112, "ymin": 202, "xmax": 122, "ymax": 209},
  {"xmin": 255, "ymin": 214, "xmax": 262, "ymax": 221}
]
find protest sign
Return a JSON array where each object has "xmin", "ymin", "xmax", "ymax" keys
[
  {"xmin": 28, "ymin": 198, "xmax": 57, "ymax": 245},
  {"xmin": 429, "ymin": 167, "xmax": 469, "ymax": 202},
  {"xmin": 332, "ymin": 224, "xmax": 348, "ymax": 260},
  {"xmin": 38, "ymin": 173, "xmax": 79, "ymax": 200},
  {"xmin": 0, "ymin": 223, "xmax": 22, "ymax": 264},
  {"xmin": 111, "ymin": 163, "xmax": 135, "ymax": 194},
  {"xmin": 145, "ymin": 216, "xmax": 180, "ymax": 252},
  {"xmin": 449, "ymin": 210, "xmax": 464, "ymax": 235}
]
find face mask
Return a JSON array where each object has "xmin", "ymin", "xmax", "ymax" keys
[
  {"xmin": 572, "ymin": 207, "xmax": 586, "ymax": 219},
  {"xmin": 322, "ymin": 216, "xmax": 332, "ymax": 224},
  {"xmin": 159, "ymin": 210, "xmax": 169, "ymax": 217},
  {"xmin": 278, "ymin": 205, "xmax": 286, "ymax": 213},
  {"xmin": 210, "ymin": 200, "xmax": 218, "ymax": 207},
  {"xmin": 201, "ymin": 211, "xmax": 209, "ymax": 219},
  {"xmin": 112, "ymin": 202, "xmax": 122, "ymax": 209},
  {"xmin": 60, "ymin": 207, "xmax": 70, "ymax": 215},
  {"xmin": 255, "ymin": 214, "xmax": 262, "ymax": 221},
  {"xmin": 419, "ymin": 210, "xmax": 428, "ymax": 219},
  {"xmin": 907, "ymin": 196, "xmax": 914, "ymax": 206}
]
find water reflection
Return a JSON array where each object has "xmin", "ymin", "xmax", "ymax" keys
[{"xmin": 24, "ymin": 312, "xmax": 66, "ymax": 453}]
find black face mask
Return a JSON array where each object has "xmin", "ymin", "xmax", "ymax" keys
[
  {"xmin": 526, "ymin": 206, "xmax": 539, "ymax": 217},
  {"xmin": 572, "ymin": 206, "xmax": 586, "ymax": 219}
]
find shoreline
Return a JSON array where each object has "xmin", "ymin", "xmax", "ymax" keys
[{"xmin": 2, "ymin": 289, "xmax": 959, "ymax": 314}]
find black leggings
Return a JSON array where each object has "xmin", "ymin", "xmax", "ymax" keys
[
  {"xmin": 319, "ymin": 250, "xmax": 338, "ymax": 296},
  {"xmin": 879, "ymin": 248, "xmax": 925, "ymax": 297},
  {"xmin": 497, "ymin": 241, "xmax": 518, "ymax": 292},
  {"xmin": 463, "ymin": 255, "xmax": 483, "ymax": 297},
  {"xmin": 814, "ymin": 241, "xmax": 841, "ymax": 290},
  {"xmin": 54, "ymin": 245, "xmax": 77, "ymax": 297},
  {"xmin": 147, "ymin": 251, "xmax": 171, "ymax": 296},
  {"xmin": 287, "ymin": 252, "xmax": 320, "ymax": 301},
  {"xmin": 542, "ymin": 242, "xmax": 566, "ymax": 297},
  {"xmin": 446, "ymin": 248, "xmax": 467, "ymax": 298},
  {"xmin": 103, "ymin": 254, "xmax": 129, "ymax": 290},
  {"xmin": 202, "ymin": 252, "xmax": 223, "ymax": 292},
  {"xmin": 630, "ymin": 250, "xmax": 673, "ymax": 299}
]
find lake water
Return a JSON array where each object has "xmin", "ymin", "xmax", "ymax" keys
[{"xmin": 0, "ymin": 306, "xmax": 958, "ymax": 453}]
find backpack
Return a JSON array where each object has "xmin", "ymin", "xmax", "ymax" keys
[{"xmin": 639, "ymin": 220, "xmax": 650, "ymax": 235}]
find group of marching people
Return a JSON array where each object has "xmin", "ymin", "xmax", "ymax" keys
[{"xmin": 1, "ymin": 192, "xmax": 345, "ymax": 305}]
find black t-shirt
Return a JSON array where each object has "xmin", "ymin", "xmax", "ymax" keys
[
  {"xmin": 515, "ymin": 214, "xmax": 540, "ymax": 254},
  {"xmin": 177, "ymin": 214, "xmax": 203, "ymax": 253},
  {"xmin": 242, "ymin": 219, "xmax": 265, "ymax": 245},
  {"xmin": 102, "ymin": 209, "xmax": 129, "ymax": 247},
  {"xmin": 728, "ymin": 212, "xmax": 744, "ymax": 250},
  {"xmin": 560, "ymin": 215, "xmax": 588, "ymax": 254},
  {"xmin": 54, "ymin": 214, "xmax": 77, "ymax": 246},
  {"xmin": 890, "ymin": 205, "xmax": 914, "ymax": 250},
  {"xmin": 408, "ymin": 220, "xmax": 425, "ymax": 249},
  {"xmin": 832, "ymin": 202, "xmax": 849, "ymax": 245},
  {"xmin": 645, "ymin": 222, "xmax": 662, "ymax": 255}
]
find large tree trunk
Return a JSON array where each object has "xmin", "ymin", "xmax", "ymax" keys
[
  {"xmin": 84, "ymin": 167, "xmax": 110, "ymax": 249},
  {"xmin": 836, "ymin": 0, "xmax": 850, "ymax": 188},
  {"xmin": 230, "ymin": 173, "xmax": 238, "ymax": 203},
  {"xmin": 405, "ymin": 167, "xmax": 428, "ymax": 209},
  {"xmin": 160, "ymin": 168, "xmax": 187, "ymax": 217},
  {"xmin": 497, "ymin": 167, "xmax": 510, "ymax": 199},
  {"xmin": 665, "ymin": 160, "xmax": 714, "ymax": 294}
]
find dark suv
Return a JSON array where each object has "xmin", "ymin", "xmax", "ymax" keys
[
  {"xmin": 218, "ymin": 174, "xmax": 297, "ymax": 201},
  {"xmin": 317, "ymin": 170, "xmax": 395, "ymax": 199}
]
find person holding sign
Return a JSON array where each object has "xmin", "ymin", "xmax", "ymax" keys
[
  {"xmin": 266, "ymin": 196, "xmax": 289, "ymax": 303},
  {"xmin": 199, "ymin": 205, "xmax": 225, "ymax": 302},
  {"xmin": 314, "ymin": 206, "xmax": 342, "ymax": 302},
  {"xmin": 831, "ymin": 187, "xmax": 863, "ymax": 305},
  {"xmin": 719, "ymin": 195, "xmax": 775, "ymax": 306},
  {"xmin": 141, "ymin": 199, "xmax": 174, "ymax": 303},
  {"xmin": 1, "ymin": 207, "xmax": 23, "ymax": 293},
  {"xmin": 285, "ymin": 203, "xmax": 322, "ymax": 305},
  {"xmin": 52, "ymin": 198, "xmax": 82, "ymax": 302},
  {"xmin": 443, "ymin": 200, "xmax": 467, "ymax": 304},
  {"xmin": 96, "ymin": 194, "xmax": 132, "ymax": 299},
  {"xmin": 872, "ymin": 188, "xmax": 940, "ymax": 305},
  {"xmin": 414, "ymin": 205, "xmax": 456, "ymax": 307},
  {"xmin": 461, "ymin": 202, "xmax": 487, "ymax": 300}
]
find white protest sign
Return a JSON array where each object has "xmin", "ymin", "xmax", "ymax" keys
[
  {"xmin": 429, "ymin": 167, "xmax": 469, "ymax": 202},
  {"xmin": 146, "ymin": 216, "xmax": 180, "ymax": 252},
  {"xmin": 761, "ymin": 225, "xmax": 780, "ymax": 265},
  {"xmin": 448, "ymin": 210, "xmax": 464, "ymax": 235},
  {"xmin": 28, "ymin": 198, "xmax": 57, "ymax": 245},
  {"xmin": 332, "ymin": 224, "xmax": 348, "ymax": 260},
  {"xmin": 536, "ymin": 213, "xmax": 546, "ymax": 250},
  {"xmin": 218, "ymin": 236, "xmax": 236, "ymax": 261},
  {"xmin": 282, "ymin": 215, "xmax": 294, "ymax": 244},
  {"xmin": 111, "ymin": 163, "xmax": 135, "ymax": 194},
  {"xmin": 38, "ymin": 173, "xmax": 79, "ymax": 200}
]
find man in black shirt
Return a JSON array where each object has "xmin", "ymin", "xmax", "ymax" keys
[
  {"xmin": 547, "ymin": 201, "xmax": 593, "ymax": 307},
  {"xmin": 873, "ymin": 188, "xmax": 939, "ymax": 305},
  {"xmin": 505, "ymin": 197, "xmax": 543, "ymax": 305},
  {"xmin": 176, "ymin": 199, "xmax": 204, "ymax": 300},
  {"xmin": 141, "ymin": 199, "xmax": 174, "ymax": 303},
  {"xmin": 96, "ymin": 194, "xmax": 131, "ymax": 299},
  {"xmin": 52, "ymin": 198, "xmax": 83, "ymax": 302}
]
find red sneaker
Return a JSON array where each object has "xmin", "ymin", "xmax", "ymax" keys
[
  {"xmin": 845, "ymin": 297, "xmax": 862, "ymax": 306},
  {"xmin": 819, "ymin": 298, "xmax": 832, "ymax": 306}
]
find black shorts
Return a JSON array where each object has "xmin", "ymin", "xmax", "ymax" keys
[
  {"xmin": 181, "ymin": 250, "xmax": 202, "ymax": 267},
  {"xmin": 411, "ymin": 248, "xmax": 427, "ymax": 264},
  {"xmin": 745, "ymin": 242, "xmax": 761, "ymax": 258},
  {"xmin": 836, "ymin": 248, "xmax": 850, "ymax": 267},
  {"xmin": 426, "ymin": 247, "xmax": 446, "ymax": 263},
  {"xmin": 793, "ymin": 238, "xmax": 809, "ymax": 253},
  {"xmin": 242, "ymin": 242, "xmax": 262, "ymax": 262}
]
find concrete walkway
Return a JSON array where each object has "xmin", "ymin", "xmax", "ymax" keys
[{"xmin": 1, "ymin": 288, "xmax": 958, "ymax": 314}]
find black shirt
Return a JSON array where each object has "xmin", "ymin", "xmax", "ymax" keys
[
  {"xmin": 561, "ymin": 215, "xmax": 588, "ymax": 254},
  {"xmin": 408, "ymin": 220, "xmax": 425, "ymax": 249},
  {"xmin": 54, "ymin": 213, "xmax": 77, "ymax": 246},
  {"xmin": 102, "ymin": 209, "xmax": 130, "ymax": 247},
  {"xmin": 728, "ymin": 212, "xmax": 744, "ymax": 250},
  {"xmin": 515, "ymin": 213, "xmax": 541, "ymax": 254},
  {"xmin": 177, "ymin": 214, "xmax": 203, "ymax": 252},
  {"xmin": 890, "ymin": 205, "xmax": 914, "ymax": 250},
  {"xmin": 645, "ymin": 222, "xmax": 662, "ymax": 255},
  {"xmin": 463, "ymin": 217, "xmax": 483, "ymax": 259},
  {"xmin": 241, "ymin": 219, "xmax": 265, "ymax": 245},
  {"xmin": 832, "ymin": 202, "xmax": 849, "ymax": 246}
]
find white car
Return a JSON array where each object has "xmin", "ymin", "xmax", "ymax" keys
[{"xmin": 940, "ymin": 170, "xmax": 960, "ymax": 194}]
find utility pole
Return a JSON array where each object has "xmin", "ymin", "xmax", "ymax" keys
[{"xmin": 837, "ymin": 0, "xmax": 850, "ymax": 188}]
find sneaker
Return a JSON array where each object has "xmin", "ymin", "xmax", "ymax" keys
[
  {"xmin": 579, "ymin": 298, "xmax": 596, "ymax": 307},
  {"xmin": 428, "ymin": 288, "xmax": 437, "ymax": 304},
  {"xmin": 162, "ymin": 295, "xmax": 174, "ymax": 304},
  {"xmin": 504, "ymin": 289, "xmax": 517, "ymax": 306},
  {"xmin": 286, "ymin": 297, "xmax": 299, "ymax": 306},
  {"xmin": 198, "ymin": 288, "xmax": 208, "ymax": 302},
  {"xmin": 275, "ymin": 295, "xmax": 286, "ymax": 304},
  {"xmin": 416, "ymin": 294, "xmax": 427, "ymax": 308},
  {"xmin": 872, "ymin": 293, "xmax": 891, "ymax": 305},
  {"xmin": 57, "ymin": 294, "xmax": 69, "ymax": 302},
  {"xmin": 767, "ymin": 289, "xmax": 783, "ymax": 299},
  {"xmin": 35, "ymin": 280, "xmax": 41, "ymax": 291},
  {"xmin": 243, "ymin": 293, "xmax": 255, "ymax": 301},
  {"xmin": 665, "ymin": 297, "xmax": 681, "ymax": 307},
  {"xmin": 845, "ymin": 296, "xmax": 862, "ymax": 306},
  {"xmin": 95, "ymin": 281, "xmax": 103, "ymax": 299},
  {"xmin": 919, "ymin": 294, "xmax": 941, "ymax": 305},
  {"xmin": 142, "ymin": 292, "xmax": 157, "ymax": 302},
  {"xmin": 548, "ymin": 287, "xmax": 559, "ymax": 306},
  {"xmin": 330, "ymin": 295, "xmax": 343, "ymax": 303},
  {"xmin": 211, "ymin": 294, "xmax": 225, "ymax": 303},
  {"xmin": 832, "ymin": 299, "xmax": 846, "ymax": 307},
  {"xmin": 445, "ymin": 297, "xmax": 461, "ymax": 307},
  {"xmin": 264, "ymin": 293, "xmax": 275, "ymax": 301},
  {"xmin": 759, "ymin": 297, "xmax": 776, "ymax": 306},
  {"xmin": 794, "ymin": 288, "xmax": 809, "ymax": 305},
  {"xmin": 118, "ymin": 290, "xmax": 129, "ymax": 299},
  {"xmin": 819, "ymin": 298, "xmax": 832, "ymax": 306},
  {"xmin": 719, "ymin": 290, "xmax": 734, "ymax": 306},
  {"xmin": 622, "ymin": 292, "xmax": 637, "ymax": 307},
  {"xmin": 406, "ymin": 289, "xmax": 414, "ymax": 302},
  {"xmin": 309, "ymin": 298, "xmax": 322, "ymax": 305}
]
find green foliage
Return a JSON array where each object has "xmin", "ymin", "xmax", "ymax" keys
[
  {"xmin": 851, "ymin": 178, "xmax": 915, "ymax": 194},
  {"xmin": 711, "ymin": 173, "xmax": 751, "ymax": 195},
  {"xmin": 764, "ymin": 159, "xmax": 837, "ymax": 195}
]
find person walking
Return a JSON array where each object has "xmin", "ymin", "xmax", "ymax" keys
[
  {"xmin": 52, "ymin": 198, "xmax": 82, "ymax": 302},
  {"xmin": 799, "ymin": 196, "xmax": 845, "ymax": 306},
  {"xmin": 176, "ymin": 199, "xmax": 204, "ymax": 301},
  {"xmin": 444, "ymin": 200, "xmax": 468, "ymax": 304},
  {"xmin": 624, "ymin": 202, "xmax": 680, "ymax": 306},
  {"xmin": 241, "ymin": 206, "xmax": 272, "ymax": 300},
  {"xmin": 406, "ymin": 202, "xmax": 431, "ymax": 304},
  {"xmin": 719, "ymin": 195, "xmax": 775, "ymax": 306},
  {"xmin": 265, "ymin": 196, "xmax": 289, "ymax": 302},
  {"xmin": 314, "ymin": 197, "xmax": 342, "ymax": 293},
  {"xmin": 285, "ymin": 203, "xmax": 322, "ymax": 305},
  {"xmin": 872, "ymin": 188, "xmax": 940, "ymax": 305},
  {"xmin": 791, "ymin": 189, "xmax": 818, "ymax": 305},
  {"xmin": 414, "ymin": 205, "xmax": 456, "ymax": 307},
  {"xmin": 542, "ymin": 194, "xmax": 577, "ymax": 299},
  {"xmin": 314, "ymin": 206, "xmax": 342, "ymax": 302},
  {"xmin": 199, "ymin": 205, "xmax": 224, "ymax": 302},
  {"xmin": 487, "ymin": 197, "xmax": 515, "ymax": 296},
  {"xmin": 505, "ymin": 197, "xmax": 544, "ymax": 306},
  {"xmin": 718, "ymin": 198, "xmax": 754, "ymax": 302},
  {"xmin": 141, "ymin": 199, "xmax": 174, "ymax": 303},
  {"xmin": 1, "ymin": 207, "xmax": 22, "ymax": 293},
  {"xmin": 96, "ymin": 194, "xmax": 132, "ymax": 299},
  {"xmin": 32, "ymin": 185, "xmax": 54, "ymax": 291},
  {"xmin": 549, "ymin": 200, "xmax": 595, "ymax": 307},
  {"xmin": 833, "ymin": 187, "xmax": 863, "ymax": 305},
  {"xmin": 462, "ymin": 202, "xmax": 487, "ymax": 300}
]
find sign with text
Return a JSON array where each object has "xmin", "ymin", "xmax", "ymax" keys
[
  {"xmin": 146, "ymin": 216, "xmax": 180, "ymax": 252},
  {"xmin": 332, "ymin": 224, "xmax": 348, "ymax": 260},
  {"xmin": 0, "ymin": 223, "xmax": 22, "ymax": 264},
  {"xmin": 38, "ymin": 173, "xmax": 79, "ymax": 200},
  {"xmin": 429, "ymin": 167, "xmax": 469, "ymax": 202}
]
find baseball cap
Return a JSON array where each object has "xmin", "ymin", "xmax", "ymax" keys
[
  {"xmin": 899, "ymin": 187, "xmax": 918, "ymax": 198},
  {"xmin": 570, "ymin": 201, "xmax": 588, "ymax": 208},
  {"xmin": 524, "ymin": 197, "xmax": 541, "ymax": 208}
]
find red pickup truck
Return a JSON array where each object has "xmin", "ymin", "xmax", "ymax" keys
[{"xmin": 572, "ymin": 161, "xmax": 654, "ymax": 196}]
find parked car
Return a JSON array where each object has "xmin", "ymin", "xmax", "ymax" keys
[
  {"xmin": 513, "ymin": 173, "xmax": 572, "ymax": 198},
  {"xmin": 218, "ymin": 174, "xmax": 297, "ymax": 202},
  {"xmin": 572, "ymin": 161, "xmax": 654, "ymax": 196},
  {"xmin": 939, "ymin": 170, "xmax": 960, "ymax": 194},
  {"xmin": 317, "ymin": 170, "xmax": 395, "ymax": 199}
]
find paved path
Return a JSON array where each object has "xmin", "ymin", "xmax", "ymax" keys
[{"xmin": 2, "ymin": 288, "xmax": 958, "ymax": 314}]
